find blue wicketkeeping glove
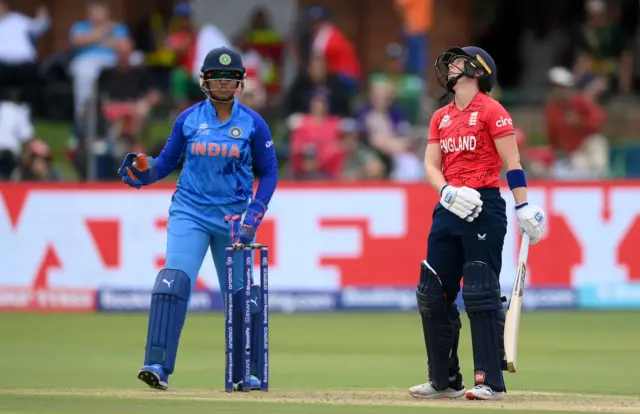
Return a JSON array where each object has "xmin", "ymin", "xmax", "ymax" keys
[
  {"xmin": 118, "ymin": 153, "xmax": 155, "ymax": 189},
  {"xmin": 227, "ymin": 201, "xmax": 267, "ymax": 245}
]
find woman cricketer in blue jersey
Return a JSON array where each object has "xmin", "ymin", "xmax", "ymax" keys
[{"xmin": 117, "ymin": 47, "xmax": 278, "ymax": 391}]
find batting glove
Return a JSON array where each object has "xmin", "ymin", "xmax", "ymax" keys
[
  {"xmin": 440, "ymin": 184, "xmax": 483, "ymax": 222},
  {"xmin": 515, "ymin": 202, "xmax": 546, "ymax": 244}
]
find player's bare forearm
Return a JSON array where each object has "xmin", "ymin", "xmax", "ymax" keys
[
  {"xmin": 426, "ymin": 165, "xmax": 447, "ymax": 194},
  {"xmin": 424, "ymin": 143, "xmax": 447, "ymax": 193},
  {"xmin": 510, "ymin": 187, "xmax": 527, "ymax": 205},
  {"xmin": 495, "ymin": 134, "xmax": 527, "ymax": 204}
]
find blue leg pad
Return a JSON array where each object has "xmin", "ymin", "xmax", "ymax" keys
[
  {"xmin": 232, "ymin": 285, "xmax": 261, "ymax": 384},
  {"xmin": 416, "ymin": 261, "xmax": 460, "ymax": 390},
  {"xmin": 144, "ymin": 269, "xmax": 191, "ymax": 375},
  {"xmin": 462, "ymin": 261, "xmax": 506, "ymax": 392}
]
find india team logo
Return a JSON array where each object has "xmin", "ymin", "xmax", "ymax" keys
[
  {"xmin": 439, "ymin": 114, "xmax": 451, "ymax": 129},
  {"xmin": 219, "ymin": 54, "xmax": 232, "ymax": 65},
  {"xmin": 230, "ymin": 127, "xmax": 242, "ymax": 138}
]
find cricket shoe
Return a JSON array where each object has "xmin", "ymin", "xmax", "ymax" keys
[
  {"xmin": 409, "ymin": 374, "xmax": 465, "ymax": 399},
  {"xmin": 234, "ymin": 375, "xmax": 262, "ymax": 391},
  {"xmin": 250, "ymin": 375, "xmax": 262, "ymax": 390},
  {"xmin": 138, "ymin": 364, "xmax": 168, "ymax": 390},
  {"xmin": 465, "ymin": 384, "xmax": 505, "ymax": 400}
]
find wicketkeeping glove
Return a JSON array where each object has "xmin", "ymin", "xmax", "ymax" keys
[
  {"xmin": 226, "ymin": 201, "xmax": 267, "ymax": 245},
  {"xmin": 439, "ymin": 184, "xmax": 483, "ymax": 222},
  {"xmin": 118, "ymin": 153, "xmax": 155, "ymax": 189},
  {"xmin": 515, "ymin": 202, "xmax": 546, "ymax": 244}
]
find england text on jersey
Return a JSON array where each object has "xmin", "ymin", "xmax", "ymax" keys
[{"xmin": 428, "ymin": 93, "xmax": 515, "ymax": 189}]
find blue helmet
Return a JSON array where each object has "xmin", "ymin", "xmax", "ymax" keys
[
  {"xmin": 434, "ymin": 46, "xmax": 497, "ymax": 93},
  {"xmin": 200, "ymin": 47, "xmax": 246, "ymax": 103}
]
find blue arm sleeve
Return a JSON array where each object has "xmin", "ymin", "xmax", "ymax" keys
[
  {"xmin": 249, "ymin": 112, "xmax": 278, "ymax": 208},
  {"xmin": 152, "ymin": 108, "xmax": 192, "ymax": 181}
]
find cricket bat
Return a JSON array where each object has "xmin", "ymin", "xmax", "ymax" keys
[{"xmin": 504, "ymin": 233, "xmax": 530, "ymax": 373}]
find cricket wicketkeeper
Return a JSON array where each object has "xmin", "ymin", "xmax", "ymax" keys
[{"xmin": 118, "ymin": 46, "xmax": 278, "ymax": 391}]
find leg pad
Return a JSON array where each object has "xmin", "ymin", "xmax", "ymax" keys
[
  {"xmin": 416, "ymin": 261, "xmax": 460, "ymax": 390},
  {"xmin": 462, "ymin": 261, "xmax": 506, "ymax": 392},
  {"xmin": 144, "ymin": 269, "xmax": 192, "ymax": 375}
]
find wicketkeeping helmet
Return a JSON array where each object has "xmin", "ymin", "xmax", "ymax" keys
[
  {"xmin": 200, "ymin": 46, "xmax": 246, "ymax": 103},
  {"xmin": 434, "ymin": 46, "xmax": 497, "ymax": 93}
]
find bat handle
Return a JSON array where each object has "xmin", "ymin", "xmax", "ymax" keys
[{"xmin": 519, "ymin": 234, "xmax": 530, "ymax": 263}]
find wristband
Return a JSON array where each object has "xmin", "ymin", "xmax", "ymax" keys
[{"xmin": 506, "ymin": 169, "xmax": 527, "ymax": 190}]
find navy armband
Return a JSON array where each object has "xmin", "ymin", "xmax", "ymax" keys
[{"xmin": 506, "ymin": 169, "xmax": 527, "ymax": 190}]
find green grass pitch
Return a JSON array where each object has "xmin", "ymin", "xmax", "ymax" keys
[{"xmin": 0, "ymin": 311, "xmax": 638, "ymax": 413}]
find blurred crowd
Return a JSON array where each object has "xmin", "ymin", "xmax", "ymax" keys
[{"xmin": 0, "ymin": 0, "xmax": 638, "ymax": 182}]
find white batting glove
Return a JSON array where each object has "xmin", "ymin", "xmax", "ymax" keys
[
  {"xmin": 515, "ymin": 202, "xmax": 546, "ymax": 244},
  {"xmin": 440, "ymin": 184, "xmax": 483, "ymax": 222}
]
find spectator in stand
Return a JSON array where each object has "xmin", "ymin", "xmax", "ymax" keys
[
  {"xmin": 11, "ymin": 138, "xmax": 60, "ymax": 181},
  {"xmin": 368, "ymin": 42, "xmax": 425, "ymax": 124},
  {"xmin": 545, "ymin": 66, "xmax": 609, "ymax": 179},
  {"xmin": 69, "ymin": 0, "xmax": 130, "ymax": 121},
  {"xmin": 306, "ymin": 5, "xmax": 362, "ymax": 95},
  {"xmin": 165, "ymin": 1, "xmax": 231, "ymax": 112},
  {"xmin": 291, "ymin": 143, "xmax": 333, "ymax": 180},
  {"xmin": 285, "ymin": 54, "xmax": 351, "ymax": 117},
  {"xmin": 235, "ymin": 34, "xmax": 268, "ymax": 94},
  {"xmin": 0, "ymin": 100, "xmax": 34, "ymax": 179},
  {"xmin": 355, "ymin": 80, "xmax": 422, "ymax": 180},
  {"xmin": 97, "ymin": 38, "xmax": 160, "ymax": 153},
  {"xmin": 339, "ymin": 118, "xmax": 385, "ymax": 181},
  {"xmin": 165, "ymin": 1, "xmax": 199, "ymax": 111},
  {"xmin": 288, "ymin": 88, "xmax": 343, "ymax": 178},
  {"xmin": 242, "ymin": 7, "xmax": 285, "ymax": 95},
  {"xmin": 190, "ymin": 8, "xmax": 231, "ymax": 84},
  {"xmin": 132, "ymin": 6, "xmax": 174, "ymax": 91},
  {"xmin": 0, "ymin": 1, "xmax": 50, "ymax": 107},
  {"xmin": 572, "ymin": 0, "xmax": 634, "ymax": 97},
  {"xmin": 394, "ymin": 0, "xmax": 432, "ymax": 77}
]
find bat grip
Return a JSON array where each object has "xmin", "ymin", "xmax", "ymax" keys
[{"xmin": 518, "ymin": 234, "xmax": 530, "ymax": 264}]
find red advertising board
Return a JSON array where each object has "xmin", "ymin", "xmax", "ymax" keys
[{"xmin": 1, "ymin": 181, "xmax": 639, "ymax": 294}]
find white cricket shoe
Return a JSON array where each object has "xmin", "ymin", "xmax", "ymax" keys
[
  {"xmin": 465, "ymin": 384, "xmax": 505, "ymax": 400},
  {"xmin": 409, "ymin": 381, "xmax": 465, "ymax": 399}
]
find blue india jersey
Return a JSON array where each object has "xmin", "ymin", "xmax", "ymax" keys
[{"xmin": 151, "ymin": 99, "xmax": 278, "ymax": 209}]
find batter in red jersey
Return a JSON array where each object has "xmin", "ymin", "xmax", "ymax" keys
[{"xmin": 408, "ymin": 46, "xmax": 547, "ymax": 401}]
